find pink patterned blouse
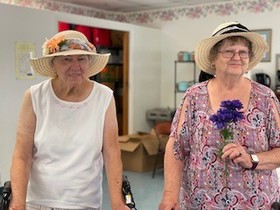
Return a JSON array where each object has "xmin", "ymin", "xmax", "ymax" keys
[{"xmin": 171, "ymin": 80, "xmax": 280, "ymax": 209}]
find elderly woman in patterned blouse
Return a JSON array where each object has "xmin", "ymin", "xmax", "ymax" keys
[{"xmin": 159, "ymin": 21, "xmax": 280, "ymax": 210}]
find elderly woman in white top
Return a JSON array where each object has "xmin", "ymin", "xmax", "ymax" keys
[{"xmin": 10, "ymin": 30, "xmax": 130, "ymax": 210}]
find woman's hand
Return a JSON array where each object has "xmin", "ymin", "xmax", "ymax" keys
[
  {"xmin": 221, "ymin": 143, "xmax": 252, "ymax": 169},
  {"xmin": 159, "ymin": 196, "xmax": 179, "ymax": 210},
  {"xmin": 9, "ymin": 200, "xmax": 26, "ymax": 210},
  {"xmin": 111, "ymin": 202, "xmax": 131, "ymax": 210}
]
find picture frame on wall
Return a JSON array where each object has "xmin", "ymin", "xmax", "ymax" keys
[
  {"xmin": 276, "ymin": 54, "xmax": 280, "ymax": 93},
  {"xmin": 276, "ymin": 54, "xmax": 280, "ymax": 70},
  {"xmin": 15, "ymin": 42, "xmax": 36, "ymax": 79},
  {"xmin": 251, "ymin": 29, "xmax": 272, "ymax": 62}
]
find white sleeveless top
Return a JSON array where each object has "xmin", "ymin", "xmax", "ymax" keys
[{"xmin": 27, "ymin": 79, "xmax": 113, "ymax": 209}]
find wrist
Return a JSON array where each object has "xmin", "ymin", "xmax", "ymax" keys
[
  {"xmin": 249, "ymin": 154, "xmax": 259, "ymax": 170},
  {"xmin": 111, "ymin": 201, "xmax": 127, "ymax": 210}
]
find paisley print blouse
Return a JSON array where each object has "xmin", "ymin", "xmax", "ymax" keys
[{"xmin": 171, "ymin": 80, "xmax": 280, "ymax": 210}]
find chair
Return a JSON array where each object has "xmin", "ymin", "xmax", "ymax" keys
[{"xmin": 152, "ymin": 121, "xmax": 171, "ymax": 178}]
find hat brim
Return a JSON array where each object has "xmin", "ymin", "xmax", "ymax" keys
[
  {"xmin": 194, "ymin": 32, "xmax": 269, "ymax": 75},
  {"xmin": 30, "ymin": 50, "xmax": 110, "ymax": 78}
]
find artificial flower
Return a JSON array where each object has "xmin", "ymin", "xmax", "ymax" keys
[{"xmin": 45, "ymin": 35, "xmax": 66, "ymax": 54}]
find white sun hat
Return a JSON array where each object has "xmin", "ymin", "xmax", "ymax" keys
[{"xmin": 194, "ymin": 21, "xmax": 269, "ymax": 75}]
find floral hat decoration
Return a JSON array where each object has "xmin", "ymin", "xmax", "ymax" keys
[
  {"xmin": 30, "ymin": 30, "xmax": 110, "ymax": 78},
  {"xmin": 194, "ymin": 21, "xmax": 269, "ymax": 75}
]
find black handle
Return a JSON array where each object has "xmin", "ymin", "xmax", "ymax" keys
[
  {"xmin": 122, "ymin": 175, "xmax": 137, "ymax": 210},
  {"xmin": 1, "ymin": 181, "xmax": 11, "ymax": 210},
  {"xmin": 266, "ymin": 75, "xmax": 271, "ymax": 87},
  {"xmin": 2, "ymin": 181, "xmax": 11, "ymax": 200},
  {"xmin": 271, "ymin": 202, "xmax": 280, "ymax": 210}
]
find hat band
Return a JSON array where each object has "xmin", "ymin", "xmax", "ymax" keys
[
  {"xmin": 45, "ymin": 36, "xmax": 96, "ymax": 55},
  {"xmin": 213, "ymin": 25, "xmax": 250, "ymax": 37}
]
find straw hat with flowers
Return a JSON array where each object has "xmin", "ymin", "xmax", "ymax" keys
[{"xmin": 30, "ymin": 30, "xmax": 110, "ymax": 78}]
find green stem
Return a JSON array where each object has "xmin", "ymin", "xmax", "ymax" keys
[
  {"xmin": 220, "ymin": 129, "xmax": 232, "ymax": 197},
  {"xmin": 225, "ymin": 158, "xmax": 229, "ymax": 196}
]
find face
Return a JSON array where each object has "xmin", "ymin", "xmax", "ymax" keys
[
  {"xmin": 211, "ymin": 37, "xmax": 252, "ymax": 77},
  {"xmin": 52, "ymin": 55, "xmax": 91, "ymax": 85}
]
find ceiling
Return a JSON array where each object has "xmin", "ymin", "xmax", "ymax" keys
[{"xmin": 53, "ymin": 0, "xmax": 233, "ymax": 13}]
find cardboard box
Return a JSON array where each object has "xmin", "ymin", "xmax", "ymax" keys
[{"xmin": 118, "ymin": 133, "xmax": 168, "ymax": 172}]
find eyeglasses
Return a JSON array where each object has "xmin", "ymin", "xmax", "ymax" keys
[{"xmin": 218, "ymin": 50, "xmax": 250, "ymax": 59}]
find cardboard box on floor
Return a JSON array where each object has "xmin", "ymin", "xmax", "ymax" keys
[{"xmin": 118, "ymin": 132, "xmax": 168, "ymax": 172}]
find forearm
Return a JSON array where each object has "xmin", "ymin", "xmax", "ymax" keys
[
  {"xmin": 255, "ymin": 148, "xmax": 280, "ymax": 170},
  {"xmin": 162, "ymin": 139, "xmax": 183, "ymax": 200},
  {"xmin": 10, "ymin": 89, "xmax": 35, "ymax": 209},
  {"xmin": 104, "ymin": 150, "xmax": 125, "ymax": 209},
  {"xmin": 102, "ymin": 98, "xmax": 128, "ymax": 209},
  {"xmin": 10, "ymin": 158, "xmax": 31, "ymax": 210}
]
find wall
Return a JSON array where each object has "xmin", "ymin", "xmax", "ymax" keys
[
  {"xmin": 0, "ymin": 3, "xmax": 50, "ymax": 184},
  {"xmin": 0, "ymin": 3, "xmax": 161, "ymax": 183}
]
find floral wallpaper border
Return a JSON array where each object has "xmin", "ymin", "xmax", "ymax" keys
[{"xmin": 1, "ymin": 0, "xmax": 280, "ymax": 25}]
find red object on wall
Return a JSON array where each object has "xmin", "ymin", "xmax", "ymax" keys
[
  {"xmin": 75, "ymin": 25, "xmax": 92, "ymax": 41},
  {"xmin": 92, "ymin": 28, "xmax": 111, "ymax": 47},
  {"xmin": 58, "ymin": 22, "xmax": 70, "ymax": 32}
]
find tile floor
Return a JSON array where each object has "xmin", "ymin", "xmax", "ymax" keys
[{"xmin": 102, "ymin": 169, "xmax": 164, "ymax": 210}]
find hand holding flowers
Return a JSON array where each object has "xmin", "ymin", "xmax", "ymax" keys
[{"xmin": 210, "ymin": 100, "xmax": 245, "ymax": 157}]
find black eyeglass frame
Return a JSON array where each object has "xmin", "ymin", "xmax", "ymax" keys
[{"xmin": 218, "ymin": 50, "xmax": 250, "ymax": 59}]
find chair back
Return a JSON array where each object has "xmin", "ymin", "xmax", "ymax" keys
[
  {"xmin": 151, "ymin": 121, "xmax": 172, "ymax": 178},
  {"xmin": 154, "ymin": 121, "xmax": 171, "ymax": 151}
]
